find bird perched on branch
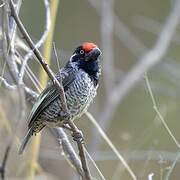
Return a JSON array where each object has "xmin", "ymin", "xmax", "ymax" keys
[{"xmin": 19, "ymin": 42, "xmax": 102, "ymax": 154}]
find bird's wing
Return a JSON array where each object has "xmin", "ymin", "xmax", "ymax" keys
[{"xmin": 28, "ymin": 67, "xmax": 76, "ymax": 128}]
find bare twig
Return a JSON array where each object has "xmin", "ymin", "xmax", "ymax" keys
[
  {"xmin": 85, "ymin": 112, "xmax": 137, "ymax": 180},
  {"xmin": 9, "ymin": 1, "xmax": 91, "ymax": 179},
  {"xmin": 52, "ymin": 42, "xmax": 61, "ymax": 71},
  {"xmin": 0, "ymin": 76, "xmax": 16, "ymax": 90},
  {"xmin": 7, "ymin": 0, "xmax": 22, "ymax": 54},
  {"xmin": 2, "ymin": 1, "xmax": 19, "ymax": 83},
  {"xmin": 51, "ymin": 128, "xmax": 84, "ymax": 177},
  {"xmin": 0, "ymin": 143, "xmax": 11, "ymax": 180},
  {"xmin": 144, "ymin": 73, "xmax": 180, "ymax": 148},
  {"xmin": 84, "ymin": 149, "xmax": 106, "ymax": 180},
  {"xmin": 165, "ymin": 150, "xmax": 180, "ymax": 180},
  {"xmin": 18, "ymin": 0, "xmax": 51, "ymax": 84}
]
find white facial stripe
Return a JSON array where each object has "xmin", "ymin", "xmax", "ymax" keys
[{"xmin": 70, "ymin": 53, "xmax": 77, "ymax": 62}]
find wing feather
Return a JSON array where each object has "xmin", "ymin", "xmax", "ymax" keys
[{"xmin": 28, "ymin": 67, "xmax": 76, "ymax": 128}]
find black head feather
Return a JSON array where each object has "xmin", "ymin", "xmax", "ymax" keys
[{"xmin": 69, "ymin": 44, "xmax": 101, "ymax": 86}]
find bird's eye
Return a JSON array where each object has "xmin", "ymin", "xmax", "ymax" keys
[{"xmin": 80, "ymin": 50, "xmax": 85, "ymax": 54}]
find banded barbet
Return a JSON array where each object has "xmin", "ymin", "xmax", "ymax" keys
[{"xmin": 19, "ymin": 42, "xmax": 102, "ymax": 154}]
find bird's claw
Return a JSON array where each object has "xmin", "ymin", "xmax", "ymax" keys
[{"xmin": 72, "ymin": 130, "xmax": 84, "ymax": 143}]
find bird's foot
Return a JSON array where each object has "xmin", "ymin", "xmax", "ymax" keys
[{"xmin": 72, "ymin": 130, "xmax": 84, "ymax": 143}]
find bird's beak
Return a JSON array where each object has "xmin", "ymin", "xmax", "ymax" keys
[{"xmin": 85, "ymin": 47, "xmax": 102, "ymax": 61}]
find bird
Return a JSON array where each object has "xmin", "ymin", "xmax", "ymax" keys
[{"xmin": 19, "ymin": 42, "xmax": 102, "ymax": 154}]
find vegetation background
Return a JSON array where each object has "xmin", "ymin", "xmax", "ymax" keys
[{"xmin": 1, "ymin": 0, "xmax": 180, "ymax": 179}]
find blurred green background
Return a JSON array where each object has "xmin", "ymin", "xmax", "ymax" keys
[{"xmin": 1, "ymin": 0, "xmax": 180, "ymax": 179}]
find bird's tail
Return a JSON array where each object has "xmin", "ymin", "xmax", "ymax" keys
[{"xmin": 19, "ymin": 128, "xmax": 33, "ymax": 155}]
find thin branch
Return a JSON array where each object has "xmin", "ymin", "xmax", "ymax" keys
[
  {"xmin": 18, "ymin": 0, "xmax": 51, "ymax": 84},
  {"xmin": 0, "ymin": 143, "xmax": 11, "ymax": 180},
  {"xmin": 85, "ymin": 112, "xmax": 137, "ymax": 180},
  {"xmin": 165, "ymin": 150, "xmax": 180, "ymax": 180},
  {"xmin": 51, "ymin": 128, "xmax": 84, "ymax": 177},
  {"xmin": 2, "ymin": 1, "xmax": 19, "ymax": 83},
  {"xmin": 52, "ymin": 42, "xmax": 61, "ymax": 72},
  {"xmin": 144, "ymin": 73, "xmax": 180, "ymax": 148},
  {"xmin": 0, "ymin": 76, "xmax": 16, "ymax": 90},
  {"xmin": 85, "ymin": 149, "xmax": 106, "ymax": 180},
  {"xmin": 7, "ymin": 0, "xmax": 22, "ymax": 54},
  {"xmin": 0, "ymin": 59, "xmax": 7, "ymax": 87},
  {"xmin": 9, "ymin": 1, "xmax": 91, "ymax": 179}
]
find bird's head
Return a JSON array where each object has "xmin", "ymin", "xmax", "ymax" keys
[
  {"xmin": 70, "ymin": 42, "xmax": 101, "ymax": 63},
  {"xmin": 69, "ymin": 42, "xmax": 102, "ymax": 85}
]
